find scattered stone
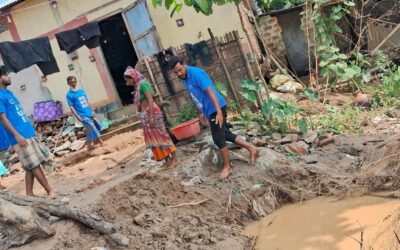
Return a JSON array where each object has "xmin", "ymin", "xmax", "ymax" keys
[
  {"xmin": 272, "ymin": 135, "xmax": 293, "ymax": 145},
  {"xmin": 302, "ymin": 155, "xmax": 318, "ymax": 164},
  {"xmin": 61, "ymin": 197, "xmax": 70, "ymax": 203},
  {"xmin": 54, "ymin": 141, "xmax": 72, "ymax": 153},
  {"xmin": 253, "ymin": 138, "xmax": 267, "ymax": 147},
  {"xmin": 69, "ymin": 140, "xmax": 86, "ymax": 151},
  {"xmin": 54, "ymin": 150, "xmax": 69, "ymax": 157},
  {"xmin": 319, "ymin": 135, "xmax": 335, "ymax": 147},
  {"xmin": 134, "ymin": 212, "xmax": 148, "ymax": 227},
  {"xmin": 120, "ymin": 165, "xmax": 126, "ymax": 169},
  {"xmin": 285, "ymin": 142, "xmax": 307, "ymax": 156},
  {"xmin": 272, "ymin": 132, "xmax": 282, "ymax": 141},
  {"xmin": 106, "ymin": 166, "xmax": 114, "ymax": 171},
  {"xmin": 78, "ymin": 167, "xmax": 84, "ymax": 171},
  {"xmin": 181, "ymin": 176, "xmax": 202, "ymax": 186},
  {"xmin": 303, "ymin": 131, "xmax": 318, "ymax": 144}
]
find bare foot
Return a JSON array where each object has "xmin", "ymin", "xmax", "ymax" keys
[
  {"xmin": 0, "ymin": 184, "xmax": 6, "ymax": 190},
  {"xmin": 87, "ymin": 145, "xmax": 95, "ymax": 151},
  {"xmin": 250, "ymin": 148, "xmax": 260, "ymax": 166},
  {"xmin": 47, "ymin": 190, "xmax": 56, "ymax": 200},
  {"xmin": 26, "ymin": 193, "xmax": 36, "ymax": 197},
  {"xmin": 219, "ymin": 165, "xmax": 233, "ymax": 180}
]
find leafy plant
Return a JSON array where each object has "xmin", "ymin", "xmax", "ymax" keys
[
  {"xmin": 258, "ymin": 0, "xmax": 306, "ymax": 12},
  {"xmin": 240, "ymin": 79, "xmax": 260, "ymax": 103},
  {"xmin": 215, "ymin": 81, "xmax": 228, "ymax": 97},
  {"xmin": 152, "ymin": 0, "xmax": 240, "ymax": 17},
  {"xmin": 170, "ymin": 103, "xmax": 199, "ymax": 127}
]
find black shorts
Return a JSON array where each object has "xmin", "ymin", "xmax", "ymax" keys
[{"xmin": 208, "ymin": 107, "xmax": 238, "ymax": 149}]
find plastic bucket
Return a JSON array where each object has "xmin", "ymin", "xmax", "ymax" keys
[{"xmin": 171, "ymin": 118, "xmax": 201, "ymax": 141}]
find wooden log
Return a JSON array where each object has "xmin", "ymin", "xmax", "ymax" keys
[{"xmin": 0, "ymin": 192, "xmax": 129, "ymax": 247}]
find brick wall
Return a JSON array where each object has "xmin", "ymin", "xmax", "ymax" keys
[
  {"xmin": 238, "ymin": 2, "xmax": 262, "ymax": 60},
  {"xmin": 258, "ymin": 15, "xmax": 288, "ymax": 66}
]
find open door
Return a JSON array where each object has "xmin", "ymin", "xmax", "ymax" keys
[{"xmin": 123, "ymin": 1, "xmax": 162, "ymax": 58}]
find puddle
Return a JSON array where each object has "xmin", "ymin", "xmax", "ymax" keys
[{"xmin": 245, "ymin": 195, "xmax": 400, "ymax": 250}]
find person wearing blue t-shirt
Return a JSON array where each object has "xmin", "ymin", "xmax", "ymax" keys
[
  {"xmin": 0, "ymin": 66, "xmax": 53, "ymax": 197},
  {"xmin": 66, "ymin": 76, "xmax": 105, "ymax": 150},
  {"xmin": 169, "ymin": 57, "xmax": 259, "ymax": 180}
]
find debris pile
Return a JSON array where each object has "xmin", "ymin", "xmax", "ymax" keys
[{"xmin": 36, "ymin": 117, "xmax": 87, "ymax": 157}]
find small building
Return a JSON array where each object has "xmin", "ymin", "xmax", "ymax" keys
[{"xmin": 0, "ymin": 0, "xmax": 255, "ymax": 116}]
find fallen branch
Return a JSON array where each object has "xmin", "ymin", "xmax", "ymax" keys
[
  {"xmin": 0, "ymin": 192, "xmax": 129, "ymax": 247},
  {"xmin": 394, "ymin": 231, "xmax": 400, "ymax": 245},
  {"xmin": 168, "ymin": 199, "xmax": 209, "ymax": 208}
]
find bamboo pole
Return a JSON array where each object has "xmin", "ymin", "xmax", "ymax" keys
[
  {"xmin": 208, "ymin": 28, "xmax": 242, "ymax": 109},
  {"xmin": 143, "ymin": 58, "xmax": 171, "ymax": 120},
  {"xmin": 233, "ymin": 30, "xmax": 263, "ymax": 107}
]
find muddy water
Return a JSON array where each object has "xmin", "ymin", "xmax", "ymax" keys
[{"xmin": 245, "ymin": 196, "xmax": 399, "ymax": 250}]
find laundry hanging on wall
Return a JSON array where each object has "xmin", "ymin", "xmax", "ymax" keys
[
  {"xmin": 55, "ymin": 22, "xmax": 101, "ymax": 54},
  {"xmin": 0, "ymin": 37, "xmax": 60, "ymax": 76},
  {"xmin": 185, "ymin": 41, "xmax": 213, "ymax": 66},
  {"xmin": 154, "ymin": 48, "xmax": 175, "ymax": 95}
]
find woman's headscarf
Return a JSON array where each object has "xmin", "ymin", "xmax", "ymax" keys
[{"xmin": 124, "ymin": 66, "xmax": 147, "ymax": 112}]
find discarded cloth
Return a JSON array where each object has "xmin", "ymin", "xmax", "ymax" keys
[
  {"xmin": 185, "ymin": 41, "xmax": 213, "ymax": 66},
  {"xmin": 155, "ymin": 48, "xmax": 175, "ymax": 95},
  {"xmin": 0, "ymin": 37, "xmax": 60, "ymax": 75},
  {"xmin": 55, "ymin": 22, "xmax": 101, "ymax": 54}
]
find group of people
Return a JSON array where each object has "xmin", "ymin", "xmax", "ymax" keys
[
  {"xmin": 124, "ymin": 57, "xmax": 259, "ymax": 179},
  {"xmin": 0, "ymin": 56, "xmax": 259, "ymax": 198}
]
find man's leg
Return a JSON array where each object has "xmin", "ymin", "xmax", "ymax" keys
[
  {"xmin": 31, "ymin": 166, "xmax": 53, "ymax": 197},
  {"xmin": 219, "ymin": 147, "xmax": 233, "ymax": 179},
  {"xmin": 232, "ymin": 137, "xmax": 259, "ymax": 165},
  {"xmin": 25, "ymin": 170, "xmax": 35, "ymax": 196},
  {"xmin": 210, "ymin": 112, "xmax": 233, "ymax": 180},
  {"xmin": 86, "ymin": 140, "xmax": 94, "ymax": 150}
]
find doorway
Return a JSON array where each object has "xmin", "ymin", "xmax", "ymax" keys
[{"xmin": 99, "ymin": 13, "xmax": 137, "ymax": 106}]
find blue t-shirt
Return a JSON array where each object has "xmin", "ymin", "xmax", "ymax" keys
[
  {"xmin": 66, "ymin": 89, "xmax": 93, "ymax": 118},
  {"xmin": 183, "ymin": 66, "xmax": 226, "ymax": 118},
  {"xmin": 0, "ymin": 89, "xmax": 36, "ymax": 149}
]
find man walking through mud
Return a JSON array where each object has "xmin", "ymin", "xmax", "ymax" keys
[
  {"xmin": 0, "ymin": 66, "xmax": 54, "ymax": 197},
  {"xmin": 169, "ymin": 57, "xmax": 259, "ymax": 180}
]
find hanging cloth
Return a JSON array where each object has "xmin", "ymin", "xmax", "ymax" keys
[
  {"xmin": 55, "ymin": 22, "xmax": 101, "ymax": 54},
  {"xmin": 0, "ymin": 37, "xmax": 60, "ymax": 76}
]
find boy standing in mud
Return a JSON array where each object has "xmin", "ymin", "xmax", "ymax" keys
[{"xmin": 169, "ymin": 57, "xmax": 259, "ymax": 180}]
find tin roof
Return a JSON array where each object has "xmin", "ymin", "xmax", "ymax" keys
[{"xmin": 0, "ymin": 0, "xmax": 24, "ymax": 11}]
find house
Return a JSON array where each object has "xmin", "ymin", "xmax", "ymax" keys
[{"xmin": 0, "ymin": 0, "xmax": 254, "ymax": 116}]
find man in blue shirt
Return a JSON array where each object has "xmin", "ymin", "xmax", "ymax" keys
[
  {"xmin": 66, "ymin": 76, "xmax": 104, "ymax": 150},
  {"xmin": 0, "ymin": 66, "xmax": 53, "ymax": 197},
  {"xmin": 169, "ymin": 57, "xmax": 258, "ymax": 180}
]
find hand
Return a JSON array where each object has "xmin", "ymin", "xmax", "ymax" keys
[
  {"xmin": 92, "ymin": 112, "xmax": 96, "ymax": 118},
  {"xmin": 216, "ymin": 111, "xmax": 224, "ymax": 129},
  {"xmin": 199, "ymin": 113, "xmax": 209, "ymax": 126},
  {"xmin": 16, "ymin": 135, "xmax": 28, "ymax": 148}
]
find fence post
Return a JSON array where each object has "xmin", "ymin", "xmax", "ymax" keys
[{"xmin": 208, "ymin": 28, "xmax": 242, "ymax": 110}]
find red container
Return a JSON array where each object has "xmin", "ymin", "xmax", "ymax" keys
[{"xmin": 171, "ymin": 118, "xmax": 201, "ymax": 141}]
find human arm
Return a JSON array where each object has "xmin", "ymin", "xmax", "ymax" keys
[
  {"xmin": 144, "ymin": 90, "xmax": 155, "ymax": 128},
  {"xmin": 205, "ymin": 88, "xmax": 223, "ymax": 128},
  {"xmin": 69, "ymin": 106, "xmax": 83, "ymax": 122},
  {"xmin": 0, "ymin": 113, "xmax": 27, "ymax": 147}
]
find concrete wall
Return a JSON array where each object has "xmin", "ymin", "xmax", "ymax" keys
[{"xmin": 0, "ymin": 0, "xmax": 249, "ymax": 115}]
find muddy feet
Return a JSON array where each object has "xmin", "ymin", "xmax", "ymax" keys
[{"xmin": 219, "ymin": 165, "xmax": 233, "ymax": 180}]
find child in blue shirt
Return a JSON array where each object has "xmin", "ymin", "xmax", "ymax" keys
[{"xmin": 66, "ymin": 76, "xmax": 105, "ymax": 150}]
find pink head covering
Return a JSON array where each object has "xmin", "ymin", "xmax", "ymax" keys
[{"xmin": 124, "ymin": 66, "xmax": 147, "ymax": 112}]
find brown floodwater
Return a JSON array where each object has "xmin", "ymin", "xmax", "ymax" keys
[{"xmin": 245, "ymin": 195, "xmax": 400, "ymax": 250}]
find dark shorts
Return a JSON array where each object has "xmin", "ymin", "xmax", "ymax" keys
[{"xmin": 208, "ymin": 107, "xmax": 238, "ymax": 149}]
